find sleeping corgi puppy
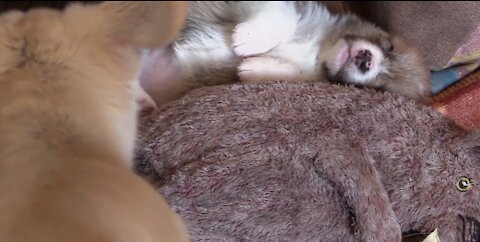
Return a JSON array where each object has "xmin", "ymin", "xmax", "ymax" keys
[{"xmin": 140, "ymin": 1, "xmax": 430, "ymax": 105}]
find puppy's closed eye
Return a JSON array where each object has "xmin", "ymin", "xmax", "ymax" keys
[{"xmin": 379, "ymin": 35, "xmax": 394, "ymax": 53}]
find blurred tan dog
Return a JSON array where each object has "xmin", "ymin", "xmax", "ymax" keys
[{"xmin": 0, "ymin": 1, "xmax": 189, "ymax": 242}]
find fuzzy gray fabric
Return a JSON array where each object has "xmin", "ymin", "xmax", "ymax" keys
[{"xmin": 135, "ymin": 82, "xmax": 480, "ymax": 242}]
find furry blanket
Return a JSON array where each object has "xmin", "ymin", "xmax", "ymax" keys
[{"xmin": 135, "ymin": 82, "xmax": 480, "ymax": 242}]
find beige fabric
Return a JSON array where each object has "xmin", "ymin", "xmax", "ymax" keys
[{"xmin": 350, "ymin": 1, "xmax": 480, "ymax": 71}]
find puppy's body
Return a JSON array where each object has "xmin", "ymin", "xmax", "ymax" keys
[
  {"xmin": 0, "ymin": 2, "xmax": 188, "ymax": 241},
  {"xmin": 141, "ymin": 1, "xmax": 430, "ymax": 105}
]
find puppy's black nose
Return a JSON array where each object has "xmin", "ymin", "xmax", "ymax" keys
[{"xmin": 355, "ymin": 49, "xmax": 372, "ymax": 73}]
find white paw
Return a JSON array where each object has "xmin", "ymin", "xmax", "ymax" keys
[
  {"xmin": 232, "ymin": 11, "xmax": 297, "ymax": 57},
  {"xmin": 238, "ymin": 57, "xmax": 302, "ymax": 83}
]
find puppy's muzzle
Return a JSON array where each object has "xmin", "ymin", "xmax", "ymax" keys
[{"xmin": 354, "ymin": 49, "xmax": 372, "ymax": 73}]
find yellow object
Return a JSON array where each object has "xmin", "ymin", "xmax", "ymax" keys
[
  {"xmin": 456, "ymin": 177, "xmax": 473, "ymax": 192},
  {"xmin": 422, "ymin": 229, "xmax": 441, "ymax": 242}
]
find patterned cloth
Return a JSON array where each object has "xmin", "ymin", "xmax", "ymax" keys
[
  {"xmin": 431, "ymin": 69, "xmax": 480, "ymax": 130},
  {"xmin": 430, "ymin": 25, "xmax": 480, "ymax": 95}
]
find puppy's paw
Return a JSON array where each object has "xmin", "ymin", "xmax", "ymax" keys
[
  {"xmin": 232, "ymin": 11, "xmax": 296, "ymax": 57},
  {"xmin": 133, "ymin": 80, "xmax": 158, "ymax": 111},
  {"xmin": 136, "ymin": 92, "xmax": 157, "ymax": 111},
  {"xmin": 238, "ymin": 56, "xmax": 302, "ymax": 83}
]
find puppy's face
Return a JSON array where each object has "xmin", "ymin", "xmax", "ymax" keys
[
  {"xmin": 323, "ymin": 19, "xmax": 431, "ymax": 102},
  {"xmin": 326, "ymin": 35, "xmax": 391, "ymax": 85}
]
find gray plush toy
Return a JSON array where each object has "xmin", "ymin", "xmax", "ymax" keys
[{"xmin": 135, "ymin": 82, "xmax": 480, "ymax": 242}]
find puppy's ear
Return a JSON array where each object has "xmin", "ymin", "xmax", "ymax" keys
[
  {"xmin": 382, "ymin": 35, "xmax": 432, "ymax": 103},
  {"xmin": 99, "ymin": 1, "xmax": 188, "ymax": 48},
  {"xmin": 382, "ymin": 75, "xmax": 431, "ymax": 103}
]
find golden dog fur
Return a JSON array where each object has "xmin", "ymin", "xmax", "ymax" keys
[{"xmin": 0, "ymin": 2, "xmax": 189, "ymax": 241}]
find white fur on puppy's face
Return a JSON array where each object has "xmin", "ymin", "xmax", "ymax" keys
[{"xmin": 325, "ymin": 38, "xmax": 387, "ymax": 85}]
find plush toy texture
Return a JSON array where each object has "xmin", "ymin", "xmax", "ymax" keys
[{"xmin": 135, "ymin": 82, "xmax": 480, "ymax": 242}]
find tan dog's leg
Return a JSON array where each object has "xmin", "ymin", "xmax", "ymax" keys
[{"xmin": 0, "ymin": 2, "xmax": 190, "ymax": 242}]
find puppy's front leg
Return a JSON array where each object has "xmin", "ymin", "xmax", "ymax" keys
[
  {"xmin": 232, "ymin": 2, "xmax": 298, "ymax": 57},
  {"xmin": 238, "ymin": 56, "xmax": 308, "ymax": 83},
  {"xmin": 132, "ymin": 80, "xmax": 157, "ymax": 110}
]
